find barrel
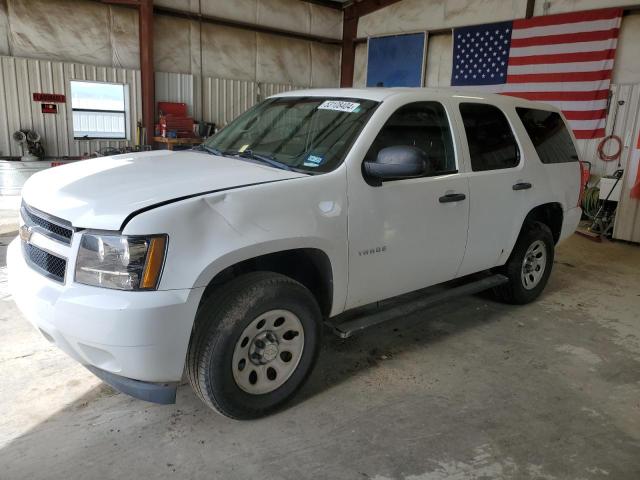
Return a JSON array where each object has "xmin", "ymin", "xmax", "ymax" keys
[{"xmin": 0, "ymin": 159, "xmax": 79, "ymax": 196}]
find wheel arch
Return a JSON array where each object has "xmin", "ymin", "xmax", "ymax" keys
[
  {"xmin": 522, "ymin": 202, "xmax": 564, "ymax": 244},
  {"xmin": 196, "ymin": 246, "xmax": 335, "ymax": 319}
]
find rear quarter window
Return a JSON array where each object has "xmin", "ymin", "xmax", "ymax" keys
[{"xmin": 516, "ymin": 108, "xmax": 579, "ymax": 164}]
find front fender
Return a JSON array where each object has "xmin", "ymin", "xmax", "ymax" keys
[{"xmin": 122, "ymin": 172, "xmax": 349, "ymax": 315}]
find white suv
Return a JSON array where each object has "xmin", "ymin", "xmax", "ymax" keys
[{"xmin": 8, "ymin": 88, "xmax": 582, "ymax": 419}]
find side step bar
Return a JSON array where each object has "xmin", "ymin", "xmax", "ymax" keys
[{"xmin": 326, "ymin": 274, "xmax": 509, "ymax": 339}]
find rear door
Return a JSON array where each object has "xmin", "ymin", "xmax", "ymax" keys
[{"xmin": 454, "ymin": 102, "xmax": 535, "ymax": 277}]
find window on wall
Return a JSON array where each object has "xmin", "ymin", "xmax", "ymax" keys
[
  {"xmin": 459, "ymin": 103, "xmax": 519, "ymax": 171},
  {"xmin": 70, "ymin": 81, "xmax": 127, "ymax": 139}
]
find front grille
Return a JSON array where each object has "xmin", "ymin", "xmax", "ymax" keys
[
  {"xmin": 22, "ymin": 242, "xmax": 67, "ymax": 283},
  {"xmin": 21, "ymin": 204, "xmax": 73, "ymax": 244}
]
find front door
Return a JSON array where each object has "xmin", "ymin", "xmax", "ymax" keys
[{"xmin": 346, "ymin": 100, "xmax": 470, "ymax": 309}]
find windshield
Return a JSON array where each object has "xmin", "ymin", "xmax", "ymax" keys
[{"xmin": 204, "ymin": 97, "xmax": 379, "ymax": 173}]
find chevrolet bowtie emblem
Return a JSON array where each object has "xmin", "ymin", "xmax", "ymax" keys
[{"xmin": 19, "ymin": 224, "xmax": 33, "ymax": 243}]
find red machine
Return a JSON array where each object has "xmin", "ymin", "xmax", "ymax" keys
[{"xmin": 157, "ymin": 102, "xmax": 196, "ymax": 138}]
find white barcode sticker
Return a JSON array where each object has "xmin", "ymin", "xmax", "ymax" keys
[{"xmin": 318, "ymin": 100, "xmax": 360, "ymax": 113}]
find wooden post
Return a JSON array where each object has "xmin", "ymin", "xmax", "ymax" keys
[{"xmin": 139, "ymin": 0, "xmax": 154, "ymax": 145}]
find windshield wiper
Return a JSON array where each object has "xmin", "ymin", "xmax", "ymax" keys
[
  {"xmin": 235, "ymin": 150, "xmax": 293, "ymax": 171},
  {"xmin": 198, "ymin": 145, "xmax": 226, "ymax": 157}
]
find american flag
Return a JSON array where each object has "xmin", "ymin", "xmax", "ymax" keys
[{"xmin": 451, "ymin": 8, "xmax": 622, "ymax": 139}]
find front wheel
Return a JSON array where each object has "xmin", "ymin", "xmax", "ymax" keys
[
  {"xmin": 493, "ymin": 221, "xmax": 555, "ymax": 304},
  {"xmin": 186, "ymin": 272, "xmax": 322, "ymax": 419}
]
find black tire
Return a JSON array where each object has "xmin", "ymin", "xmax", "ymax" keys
[
  {"xmin": 493, "ymin": 221, "xmax": 555, "ymax": 305},
  {"xmin": 186, "ymin": 271, "xmax": 322, "ymax": 419}
]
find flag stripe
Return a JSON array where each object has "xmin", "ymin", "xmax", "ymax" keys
[
  {"xmin": 533, "ymin": 99, "xmax": 608, "ymax": 111},
  {"xmin": 501, "ymin": 89, "xmax": 609, "ymax": 101},
  {"xmin": 512, "ymin": 8, "xmax": 622, "ymax": 29},
  {"xmin": 511, "ymin": 18, "xmax": 622, "ymax": 39},
  {"xmin": 507, "ymin": 59, "xmax": 614, "ymax": 74},
  {"xmin": 566, "ymin": 118, "xmax": 606, "ymax": 130},
  {"xmin": 563, "ymin": 109, "xmax": 607, "ymax": 120},
  {"xmin": 471, "ymin": 80, "xmax": 610, "ymax": 92},
  {"xmin": 510, "ymin": 39, "xmax": 617, "ymax": 57},
  {"xmin": 510, "ymin": 28, "xmax": 619, "ymax": 48},
  {"xmin": 574, "ymin": 128, "xmax": 606, "ymax": 139},
  {"xmin": 506, "ymin": 70, "xmax": 611, "ymax": 83},
  {"xmin": 507, "ymin": 49, "xmax": 616, "ymax": 66}
]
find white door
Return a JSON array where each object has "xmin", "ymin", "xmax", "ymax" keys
[
  {"xmin": 454, "ymin": 101, "xmax": 534, "ymax": 277},
  {"xmin": 346, "ymin": 101, "xmax": 470, "ymax": 309}
]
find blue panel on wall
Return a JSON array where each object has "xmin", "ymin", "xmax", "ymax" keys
[{"xmin": 366, "ymin": 33, "xmax": 426, "ymax": 88}]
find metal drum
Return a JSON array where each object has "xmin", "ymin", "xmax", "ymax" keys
[{"xmin": 0, "ymin": 159, "xmax": 79, "ymax": 196}]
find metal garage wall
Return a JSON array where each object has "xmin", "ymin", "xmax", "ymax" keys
[
  {"xmin": 0, "ymin": 55, "xmax": 140, "ymax": 158},
  {"xmin": 612, "ymin": 84, "xmax": 640, "ymax": 243},
  {"xmin": 200, "ymin": 77, "xmax": 304, "ymax": 128},
  {"xmin": 155, "ymin": 71, "xmax": 194, "ymax": 115},
  {"xmin": 259, "ymin": 81, "xmax": 304, "ymax": 98},
  {"xmin": 0, "ymin": 55, "xmax": 307, "ymax": 157},
  {"xmin": 577, "ymin": 84, "xmax": 640, "ymax": 179},
  {"xmin": 201, "ymin": 77, "xmax": 257, "ymax": 128}
]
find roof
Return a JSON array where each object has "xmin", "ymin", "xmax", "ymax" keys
[{"xmin": 272, "ymin": 87, "xmax": 560, "ymax": 112}]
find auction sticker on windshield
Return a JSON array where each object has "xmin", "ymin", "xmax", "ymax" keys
[{"xmin": 318, "ymin": 100, "xmax": 360, "ymax": 113}]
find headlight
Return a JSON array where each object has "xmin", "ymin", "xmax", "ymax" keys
[{"xmin": 75, "ymin": 233, "xmax": 167, "ymax": 290}]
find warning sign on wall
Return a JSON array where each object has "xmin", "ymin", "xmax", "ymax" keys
[
  {"xmin": 33, "ymin": 93, "xmax": 66, "ymax": 103},
  {"xmin": 41, "ymin": 103, "xmax": 58, "ymax": 114}
]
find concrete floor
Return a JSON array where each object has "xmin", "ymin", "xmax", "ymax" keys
[
  {"xmin": 1, "ymin": 232, "xmax": 639, "ymax": 480},
  {"xmin": 0, "ymin": 195, "xmax": 19, "ymax": 234}
]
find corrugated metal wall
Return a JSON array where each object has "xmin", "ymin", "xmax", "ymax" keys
[
  {"xmin": 200, "ymin": 78, "xmax": 304, "ymax": 128},
  {"xmin": 576, "ymin": 84, "xmax": 640, "ymax": 179},
  {"xmin": 0, "ymin": 55, "xmax": 141, "ymax": 158},
  {"xmin": 201, "ymin": 77, "xmax": 257, "ymax": 127},
  {"xmin": 155, "ymin": 71, "xmax": 194, "ymax": 115},
  {"xmin": 0, "ymin": 57, "xmax": 308, "ymax": 158},
  {"xmin": 612, "ymin": 84, "xmax": 640, "ymax": 243}
]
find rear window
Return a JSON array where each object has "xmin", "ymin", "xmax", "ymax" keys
[{"xmin": 516, "ymin": 108, "xmax": 578, "ymax": 164}]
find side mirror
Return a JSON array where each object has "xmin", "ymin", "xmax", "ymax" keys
[{"xmin": 363, "ymin": 145, "xmax": 429, "ymax": 183}]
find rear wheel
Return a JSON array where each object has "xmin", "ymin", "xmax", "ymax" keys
[
  {"xmin": 494, "ymin": 221, "xmax": 554, "ymax": 304},
  {"xmin": 187, "ymin": 272, "xmax": 322, "ymax": 419}
]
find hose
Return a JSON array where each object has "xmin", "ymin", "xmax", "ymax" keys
[
  {"xmin": 597, "ymin": 134, "xmax": 622, "ymax": 162},
  {"xmin": 597, "ymin": 98, "xmax": 625, "ymax": 163},
  {"xmin": 582, "ymin": 186, "xmax": 601, "ymax": 219}
]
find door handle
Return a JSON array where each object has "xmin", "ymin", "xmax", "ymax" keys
[
  {"xmin": 513, "ymin": 182, "xmax": 532, "ymax": 191},
  {"xmin": 439, "ymin": 193, "xmax": 466, "ymax": 203}
]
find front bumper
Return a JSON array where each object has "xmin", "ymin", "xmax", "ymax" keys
[
  {"xmin": 7, "ymin": 237, "xmax": 204, "ymax": 390},
  {"xmin": 85, "ymin": 365, "xmax": 177, "ymax": 404}
]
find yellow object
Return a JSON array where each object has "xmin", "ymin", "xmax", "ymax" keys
[
  {"xmin": 141, "ymin": 236, "xmax": 167, "ymax": 289},
  {"xmin": 239, "ymin": 144, "xmax": 250, "ymax": 153}
]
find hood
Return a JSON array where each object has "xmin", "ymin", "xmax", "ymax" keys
[{"xmin": 22, "ymin": 150, "xmax": 304, "ymax": 230}]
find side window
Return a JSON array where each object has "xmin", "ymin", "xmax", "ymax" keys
[
  {"xmin": 516, "ymin": 108, "xmax": 579, "ymax": 164},
  {"xmin": 365, "ymin": 101, "xmax": 456, "ymax": 174},
  {"xmin": 459, "ymin": 103, "xmax": 520, "ymax": 171}
]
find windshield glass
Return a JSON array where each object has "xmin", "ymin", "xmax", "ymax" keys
[{"xmin": 204, "ymin": 97, "xmax": 379, "ymax": 173}]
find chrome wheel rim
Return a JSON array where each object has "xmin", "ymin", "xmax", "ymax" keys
[
  {"xmin": 232, "ymin": 309, "xmax": 305, "ymax": 395},
  {"xmin": 521, "ymin": 240, "xmax": 547, "ymax": 290}
]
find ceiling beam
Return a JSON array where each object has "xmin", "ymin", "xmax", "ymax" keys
[
  {"xmin": 154, "ymin": 5, "xmax": 342, "ymax": 44},
  {"xmin": 297, "ymin": 0, "xmax": 345, "ymax": 10},
  {"xmin": 340, "ymin": 0, "xmax": 404, "ymax": 87}
]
